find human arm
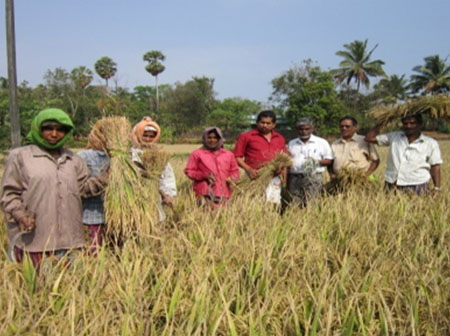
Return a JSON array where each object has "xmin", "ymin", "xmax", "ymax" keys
[
  {"xmin": 184, "ymin": 151, "xmax": 211, "ymax": 181},
  {"xmin": 77, "ymin": 159, "xmax": 110, "ymax": 198},
  {"xmin": 226, "ymin": 155, "xmax": 240, "ymax": 184},
  {"xmin": 364, "ymin": 124, "xmax": 382, "ymax": 144},
  {"xmin": 160, "ymin": 163, "xmax": 177, "ymax": 206},
  {"xmin": 430, "ymin": 164, "xmax": 440, "ymax": 190},
  {"xmin": 366, "ymin": 159, "xmax": 380, "ymax": 176},
  {"xmin": 236, "ymin": 157, "xmax": 258, "ymax": 179}
]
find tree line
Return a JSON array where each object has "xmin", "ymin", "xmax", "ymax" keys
[{"xmin": 1, "ymin": 42, "xmax": 449, "ymax": 147}]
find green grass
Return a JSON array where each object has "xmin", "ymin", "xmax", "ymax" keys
[{"xmin": 0, "ymin": 144, "xmax": 449, "ymax": 335}]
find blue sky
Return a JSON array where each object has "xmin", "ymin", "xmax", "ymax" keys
[{"xmin": 1, "ymin": 0, "xmax": 449, "ymax": 102}]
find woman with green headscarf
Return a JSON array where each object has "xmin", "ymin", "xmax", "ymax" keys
[{"xmin": 1, "ymin": 108, "xmax": 108, "ymax": 268}]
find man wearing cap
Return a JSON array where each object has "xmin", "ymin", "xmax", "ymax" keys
[
  {"xmin": 330, "ymin": 116, "xmax": 380, "ymax": 179},
  {"xmin": 365, "ymin": 114, "xmax": 442, "ymax": 194},
  {"xmin": 285, "ymin": 117, "xmax": 333, "ymax": 207}
]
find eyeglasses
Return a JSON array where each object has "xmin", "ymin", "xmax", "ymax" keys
[{"xmin": 339, "ymin": 125, "xmax": 352, "ymax": 129}]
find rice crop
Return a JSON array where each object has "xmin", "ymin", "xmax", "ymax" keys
[
  {"xmin": 233, "ymin": 153, "xmax": 292, "ymax": 198},
  {"xmin": 101, "ymin": 117, "xmax": 164, "ymax": 240},
  {"xmin": 370, "ymin": 94, "xmax": 450, "ymax": 126},
  {"xmin": 0, "ymin": 143, "xmax": 449, "ymax": 335}
]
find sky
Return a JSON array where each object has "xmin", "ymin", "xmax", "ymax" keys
[{"xmin": 1, "ymin": 0, "xmax": 449, "ymax": 102}]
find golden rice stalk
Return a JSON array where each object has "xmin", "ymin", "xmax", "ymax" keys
[
  {"xmin": 370, "ymin": 94, "xmax": 450, "ymax": 126},
  {"xmin": 139, "ymin": 145, "xmax": 171, "ymax": 180},
  {"xmin": 233, "ymin": 153, "xmax": 292, "ymax": 198},
  {"xmin": 334, "ymin": 167, "xmax": 371, "ymax": 191},
  {"xmin": 102, "ymin": 117, "xmax": 161, "ymax": 240}
]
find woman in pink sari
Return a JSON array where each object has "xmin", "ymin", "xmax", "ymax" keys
[{"xmin": 184, "ymin": 127, "xmax": 239, "ymax": 209}]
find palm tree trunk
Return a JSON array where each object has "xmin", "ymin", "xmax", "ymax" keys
[
  {"xmin": 155, "ymin": 75, "xmax": 159, "ymax": 112},
  {"xmin": 6, "ymin": 0, "xmax": 21, "ymax": 148}
]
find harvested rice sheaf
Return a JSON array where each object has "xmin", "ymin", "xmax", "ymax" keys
[
  {"xmin": 370, "ymin": 94, "xmax": 450, "ymax": 126},
  {"xmin": 326, "ymin": 167, "xmax": 372, "ymax": 194},
  {"xmin": 234, "ymin": 153, "xmax": 292, "ymax": 198},
  {"xmin": 139, "ymin": 146, "xmax": 171, "ymax": 180},
  {"xmin": 101, "ymin": 117, "xmax": 163, "ymax": 240}
]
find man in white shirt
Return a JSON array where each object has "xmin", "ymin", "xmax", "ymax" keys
[
  {"xmin": 285, "ymin": 117, "xmax": 333, "ymax": 207},
  {"xmin": 365, "ymin": 114, "xmax": 442, "ymax": 194}
]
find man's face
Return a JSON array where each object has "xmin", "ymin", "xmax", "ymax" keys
[
  {"xmin": 256, "ymin": 117, "xmax": 276, "ymax": 135},
  {"xmin": 142, "ymin": 130, "xmax": 157, "ymax": 143},
  {"xmin": 205, "ymin": 131, "xmax": 220, "ymax": 148},
  {"xmin": 339, "ymin": 119, "xmax": 357, "ymax": 139},
  {"xmin": 41, "ymin": 122, "xmax": 67, "ymax": 145},
  {"xmin": 297, "ymin": 124, "xmax": 314, "ymax": 140},
  {"xmin": 401, "ymin": 117, "xmax": 421, "ymax": 136}
]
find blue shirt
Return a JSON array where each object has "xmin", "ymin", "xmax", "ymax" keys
[{"xmin": 77, "ymin": 149, "xmax": 110, "ymax": 224}]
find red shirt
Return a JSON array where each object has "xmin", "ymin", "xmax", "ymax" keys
[
  {"xmin": 184, "ymin": 148, "xmax": 239, "ymax": 198},
  {"xmin": 233, "ymin": 129, "xmax": 287, "ymax": 169}
]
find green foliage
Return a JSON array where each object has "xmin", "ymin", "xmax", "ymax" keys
[
  {"xmin": 143, "ymin": 50, "xmax": 166, "ymax": 77},
  {"xmin": 410, "ymin": 55, "xmax": 450, "ymax": 95},
  {"xmin": 372, "ymin": 74, "xmax": 409, "ymax": 105},
  {"xmin": 207, "ymin": 98, "xmax": 260, "ymax": 131},
  {"xmin": 94, "ymin": 57, "xmax": 117, "ymax": 86},
  {"xmin": 163, "ymin": 77, "xmax": 217, "ymax": 135},
  {"xmin": 332, "ymin": 39, "xmax": 387, "ymax": 92},
  {"xmin": 271, "ymin": 60, "xmax": 348, "ymax": 135}
]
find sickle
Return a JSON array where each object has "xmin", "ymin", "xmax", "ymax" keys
[{"xmin": 8, "ymin": 231, "xmax": 30, "ymax": 263}]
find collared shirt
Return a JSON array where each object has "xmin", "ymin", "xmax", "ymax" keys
[
  {"xmin": 331, "ymin": 133, "xmax": 379, "ymax": 173},
  {"xmin": 376, "ymin": 132, "xmax": 443, "ymax": 186},
  {"xmin": 185, "ymin": 148, "xmax": 239, "ymax": 198},
  {"xmin": 288, "ymin": 134, "xmax": 334, "ymax": 174},
  {"xmin": 1, "ymin": 145, "xmax": 88, "ymax": 252},
  {"xmin": 77, "ymin": 149, "xmax": 110, "ymax": 225},
  {"xmin": 233, "ymin": 129, "xmax": 287, "ymax": 169}
]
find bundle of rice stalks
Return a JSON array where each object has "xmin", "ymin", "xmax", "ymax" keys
[
  {"xmin": 326, "ymin": 167, "xmax": 372, "ymax": 194},
  {"xmin": 370, "ymin": 94, "xmax": 450, "ymax": 126},
  {"xmin": 139, "ymin": 146, "xmax": 171, "ymax": 180},
  {"xmin": 102, "ymin": 117, "xmax": 162, "ymax": 240},
  {"xmin": 233, "ymin": 153, "xmax": 292, "ymax": 198}
]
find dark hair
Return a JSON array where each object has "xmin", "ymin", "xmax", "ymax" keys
[
  {"xmin": 257, "ymin": 110, "xmax": 276, "ymax": 123},
  {"xmin": 339, "ymin": 116, "xmax": 358, "ymax": 126},
  {"xmin": 401, "ymin": 114, "xmax": 423, "ymax": 125}
]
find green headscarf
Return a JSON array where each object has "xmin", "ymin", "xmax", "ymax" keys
[{"xmin": 26, "ymin": 108, "xmax": 74, "ymax": 149}]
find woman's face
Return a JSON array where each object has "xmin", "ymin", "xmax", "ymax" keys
[
  {"xmin": 41, "ymin": 122, "xmax": 67, "ymax": 145},
  {"xmin": 142, "ymin": 130, "xmax": 157, "ymax": 144},
  {"xmin": 206, "ymin": 131, "xmax": 220, "ymax": 148}
]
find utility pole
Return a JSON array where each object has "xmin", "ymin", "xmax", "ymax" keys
[{"xmin": 6, "ymin": 0, "xmax": 21, "ymax": 148}]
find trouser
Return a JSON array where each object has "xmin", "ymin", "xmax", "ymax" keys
[
  {"xmin": 384, "ymin": 182, "xmax": 429, "ymax": 195},
  {"xmin": 283, "ymin": 173, "xmax": 323, "ymax": 208}
]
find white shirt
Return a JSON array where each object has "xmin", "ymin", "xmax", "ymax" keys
[
  {"xmin": 288, "ymin": 134, "xmax": 334, "ymax": 174},
  {"xmin": 376, "ymin": 132, "xmax": 442, "ymax": 186}
]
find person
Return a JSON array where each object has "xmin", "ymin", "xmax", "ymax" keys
[
  {"xmin": 185, "ymin": 127, "xmax": 239, "ymax": 209},
  {"xmin": 330, "ymin": 116, "xmax": 380, "ymax": 179},
  {"xmin": 131, "ymin": 116, "xmax": 176, "ymax": 221},
  {"xmin": 1, "ymin": 108, "xmax": 108, "ymax": 268},
  {"xmin": 233, "ymin": 110, "xmax": 287, "ymax": 204},
  {"xmin": 77, "ymin": 122, "xmax": 110, "ymax": 254},
  {"xmin": 285, "ymin": 117, "xmax": 333, "ymax": 207},
  {"xmin": 365, "ymin": 114, "xmax": 442, "ymax": 195}
]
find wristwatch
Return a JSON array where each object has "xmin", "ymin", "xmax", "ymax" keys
[{"xmin": 433, "ymin": 187, "xmax": 441, "ymax": 191}]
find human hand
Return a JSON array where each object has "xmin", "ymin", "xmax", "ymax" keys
[
  {"xmin": 162, "ymin": 195, "xmax": 174, "ymax": 207},
  {"xmin": 431, "ymin": 187, "xmax": 441, "ymax": 197},
  {"xmin": 207, "ymin": 173, "xmax": 216, "ymax": 185},
  {"xmin": 18, "ymin": 214, "xmax": 36, "ymax": 232},
  {"xmin": 247, "ymin": 168, "xmax": 259, "ymax": 180}
]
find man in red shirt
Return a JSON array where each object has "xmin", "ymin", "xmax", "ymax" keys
[{"xmin": 234, "ymin": 110, "xmax": 287, "ymax": 203}]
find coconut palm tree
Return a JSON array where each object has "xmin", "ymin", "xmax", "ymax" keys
[
  {"xmin": 332, "ymin": 39, "xmax": 387, "ymax": 92},
  {"xmin": 94, "ymin": 57, "xmax": 117, "ymax": 88},
  {"xmin": 373, "ymin": 74, "xmax": 409, "ymax": 105},
  {"xmin": 143, "ymin": 50, "xmax": 166, "ymax": 111},
  {"xmin": 410, "ymin": 55, "xmax": 450, "ymax": 95}
]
